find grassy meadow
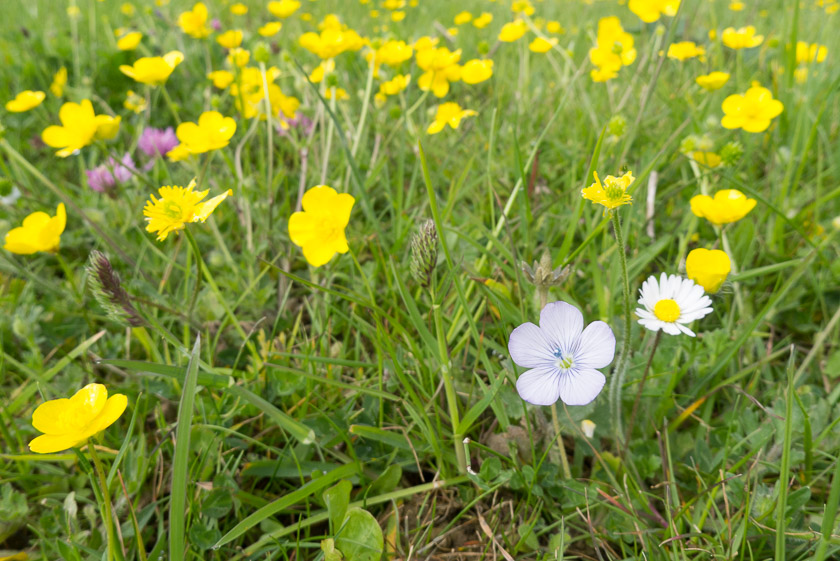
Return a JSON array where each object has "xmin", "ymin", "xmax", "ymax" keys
[{"xmin": 1, "ymin": 0, "xmax": 840, "ymax": 559}]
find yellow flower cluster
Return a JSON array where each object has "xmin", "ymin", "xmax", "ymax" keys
[{"xmin": 589, "ymin": 17, "xmax": 636, "ymax": 82}]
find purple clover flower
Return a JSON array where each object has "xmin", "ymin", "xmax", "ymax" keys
[
  {"xmin": 138, "ymin": 127, "xmax": 178, "ymax": 158},
  {"xmin": 86, "ymin": 153, "xmax": 137, "ymax": 193},
  {"xmin": 508, "ymin": 301, "xmax": 615, "ymax": 406}
]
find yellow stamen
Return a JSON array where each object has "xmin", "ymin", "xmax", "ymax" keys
[{"xmin": 653, "ymin": 299, "xmax": 681, "ymax": 322}]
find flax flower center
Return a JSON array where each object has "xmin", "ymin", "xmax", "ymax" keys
[
  {"xmin": 553, "ymin": 348, "xmax": 574, "ymax": 371},
  {"xmin": 654, "ymin": 299, "xmax": 681, "ymax": 322}
]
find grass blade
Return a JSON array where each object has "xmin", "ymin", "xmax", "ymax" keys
[{"xmin": 169, "ymin": 336, "xmax": 201, "ymax": 561}]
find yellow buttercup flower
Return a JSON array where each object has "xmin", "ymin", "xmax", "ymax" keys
[
  {"xmin": 454, "ymin": 11, "xmax": 472, "ymax": 25},
  {"xmin": 695, "ymin": 71, "xmax": 729, "ymax": 91},
  {"xmin": 176, "ymin": 111, "xmax": 236, "ymax": 154},
  {"xmin": 309, "ymin": 59, "xmax": 335, "ymax": 83},
  {"xmin": 5, "ymin": 90, "xmax": 45, "ymax": 113},
  {"xmin": 299, "ymin": 23, "xmax": 365, "ymax": 59},
  {"xmin": 230, "ymin": 67, "xmax": 299, "ymax": 119},
  {"xmin": 498, "ymin": 19, "xmax": 527, "ymax": 42},
  {"xmin": 721, "ymin": 26, "xmax": 763, "ymax": 49},
  {"xmin": 217, "ymin": 29, "xmax": 243, "ymax": 49},
  {"xmin": 116, "ymin": 31, "xmax": 143, "ymax": 51},
  {"xmin": 391, "ymin": 11, "xmax": 406, "ymax": 22},
  {"xmin": 692, "ymin": 151, "xmax": 721, "ymax": 168},
  {"xmin": 461, "ymin": 59, "xmax": 493, "ymax": 84},
  {"xmin": 326, "ymin": 87, "xmax": 349, "ymax": 101},
  {"xmin": 472, "ymin": 12, "xmax": 493, "ymax": 29},
  {"xmin": 667, "ymin": 41, "xmax": 705, "ymax": 61},
  {"xmin": 178, "ymin": 2, "xmax": 211, "ymax": 39},
  {"xmin": 377, "ymin": 74, "xmax": 410, "ymax": 101},
  {"xmin": 588, "ymin": 17, "xmax": 636, "ymax": 82},
  {"xmin": 42, "ymin": 100, "xmax": 121, "ymax": 157},
  {"xmin": 0, "ymin": 552, "xmax": 28, "ymax": 561},
  {"xmin": 690, "ymin": 189, "xmax": 756, "ymax": 225},
  {"xmin": 50, "ymin": 67, "xmax": 68, "ymax": 97},
  {"xmin": 119, "ymin": 51, "xmax": 184, "ymax": 85},
  {"xmin": 546, "ymin": 21, "xmax": 564, "ymax": 34},
  {"xmin": 686, "ymin": 248, "xmax": 731, "ymax": 293},
  {"xmin": 29, "ymin": 384, "xmax": 128, "ymax": 454},
  {"xmin": 511, "ymin": 0, "xmax": 534, "ymax": 16},
  {"xmin": 416, "ymin": 46, "xmax": 462, "ymax": 98},
  {"xmin": 4, "ymin": 203, "xmax": 66, "ymax": 255},
  {"xmin": 166, "ymin": 144, "xmax": 191, "ymax": 162},
  {"xmin": 581, "ymin": 171, "xmax": 634, "ymax": 210},
  {"xmin": 366, "ymin": 40, "xmax": 413, "ymax": 71},
  {"xmin": 529, "ymin": 37, "xmax": 558, "ymax": 53},
  {"xmin": 288, "ymin": 185, "xmax": 355, "ymax": 267},
  {"xmin": 426, "ymin": 102, "xmax": 477, "ymax": 134},
  {"xmin": 124, "ymin": 90, "xmax": 147, "ymax": 114},
  {"xmin": 226, "ymin": 47, "xmax": 251, "ymax": 67},
  {"xmin": 628, "ymin": 0, "xmax": 680, "ymax": 22},
  {"xmin": 268, "ymin": 0, "xmax": 301, "ymax": 18},
  {"xmin": 259, "ymin": 22, "xmax": 283, "ymax": 36},
  {"xmin": 121, "ymin": 3, "xmax": 136, "ymax": 16},
  {"xmin": 143, "ymin": 179, "xmax": 233, "ymax": 241},
  {"xmin": 207, "ymin": 70, "xmax": 235, "ymax": 89},
  {"xmin": 796, "ymin": 42, "xmax": 827, "ymax": 64},
  {"xmin": 729, "ymin": 1, "xmax": 745, "ymax": 10},
  {"xmin": 230, "ymin": 2, "xmax": 247, "ymax": 15},
  {"xmin": 721, "ymin": 84, "xmax": 783, "ymax": 133}
]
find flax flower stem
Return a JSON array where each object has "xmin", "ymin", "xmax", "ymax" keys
[
  {"xmin": 609, "ymin": 210, "xmax": 632, "ymax": 441},
  {"xmin": 88, "ymin": 440, "xmax": 122, "ymax": 561},
  {"xmin": 624, "ymin": 331, "xmax": 661, "ymax": 450},
  {"xmin": 539, "ymin": 288, "xmax": 572, "ymax": 479},
  {"xmin": 431, "ymin": 282, "xmax": 467, "ymax": 475}
]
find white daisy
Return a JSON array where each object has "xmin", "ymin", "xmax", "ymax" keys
[
  {"xmin": 635, "ymin": 273, "xmax": 713, "ymax": 337},
  {"xmin": 508, "ymin": 301, "xmax": 615, "ymax": 406}
]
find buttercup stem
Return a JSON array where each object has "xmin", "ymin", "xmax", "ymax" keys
[
  {"xmin": 539, "ymin": 287, "xmax": 572, "ymax": 479},
  {"xmin": 624, "ymin": 330, "xmax": 661, "ymax": 450},
  {"xmin": 431, "ymin": 283, "xmax": 467, "ymax": 475},
  {"xmin": 88, "ymin": 440, "xmax": 121, "ymax": 561},
  {"xmin": 609, "ymin": 210, "xmax": 632, "ymax": 440}
]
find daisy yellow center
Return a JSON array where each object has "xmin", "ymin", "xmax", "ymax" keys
[
  {"xmin": 553, "ymin": 349, "xmax": 574, "ymax": 370},
  {"xmin": 653, "ymin": 299, "xmax": 681, "ymax": 322}
]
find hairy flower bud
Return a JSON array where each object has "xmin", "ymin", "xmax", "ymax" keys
[
  {"xmin": 86, "ymin": 251, "xmax": 144, "ymax": 327},
  {"xmin": 410, "ymin": 219, "xmax": 438, "ymax": 288},
  {"xmin": 521, "ymin": 250, "xmax": 571, "ymax": 288}
]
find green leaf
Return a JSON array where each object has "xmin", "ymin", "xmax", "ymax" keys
[
  {"xmin": 188, "ymin": 521, "xmax": 222, "ymax": 550},
  {"xmin": 321, "ymin": 538, "xmax": 344, "ymax": 561},
  {"xmin": 335, "ymin": 508, "xmax": 384, "ymax": 561},
  {"xmin": 323, "ymin": 480, "xmax": 352, "ymax": 534},
  {"xmin": 201, "ymin": 488, "xmax": 233, "ymax": 519},
  {"xmin": 369, "ymin": 465, "xmax": 402, "ymax": 496}
]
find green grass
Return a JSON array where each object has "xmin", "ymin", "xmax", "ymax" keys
[{"xmin": 2, "ymin": 0, "xmax": 840, "ymax": 559}]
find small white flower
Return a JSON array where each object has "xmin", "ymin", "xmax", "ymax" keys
[
  {"xmin": 581, "ymin": 419, "xmax": 596, "ymax": 438},
  {"xmin": 635, "ymin": 273, "xmax": 713, "ymax": 337},
  {"xmin": 508, "ymin": 301, "xmax": 615, "ymax": 407}
]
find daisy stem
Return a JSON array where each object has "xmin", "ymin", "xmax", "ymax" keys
[
  {"xmin": 610, "ymin": 210, "xmax": 632, "ymax": 440},
  {"xmin": 624, "ymin": 331, "xmax": 661, "ymax": 450},
  {"xmin": 431, "ymin": 282, "xmax": 467, "ymax": 475},
  {"xmin": 539, "ymin": 288, "xmax": 572, "ymax": 479},
  {"xmin": 88, "ymin": 440, "xmax": 122, "ymax": 561}
]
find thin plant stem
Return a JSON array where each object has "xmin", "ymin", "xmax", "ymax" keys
[
  {"xmin": 88, "ymin": 440, "xmax": 122, "ymax": 561},
  {"xmin": 159, "ymin": 85, "xmax": 182, "ymax": 125},
  {"xmin": 624, "ymin": 331, "xmax": 661, "ymax": 450},
  {"xmin": 539, "ymin": 286, "xmax": 572, "ymax": 479},
  {"xmin": 609, "ymin": 210, "xmax": 632, "ymax": 440},
  {"xmin": 431, "ymin": 281, "xmax": 467, "ymax": 475}
]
